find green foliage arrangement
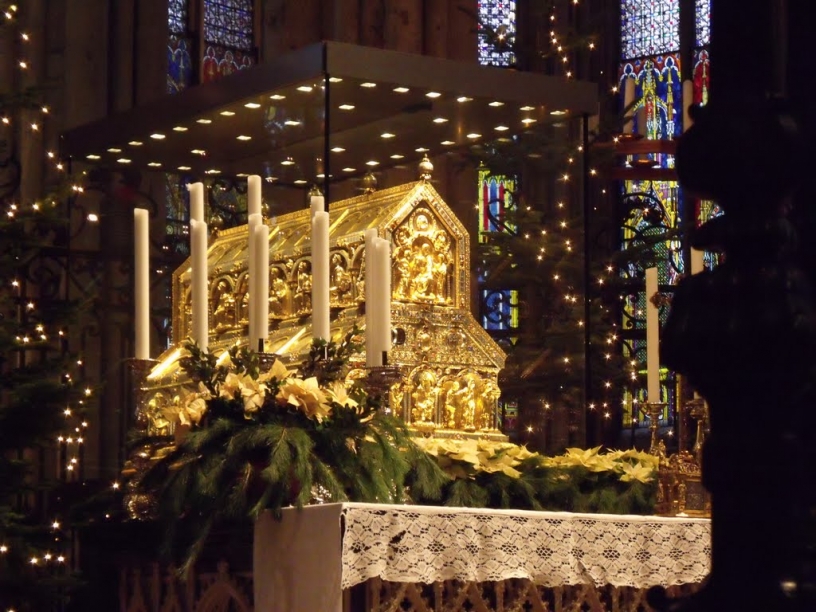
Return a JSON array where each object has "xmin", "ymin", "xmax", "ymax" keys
[{"xmin": 136, "ymin": 335, "xmax": 657, "ymax": 572}]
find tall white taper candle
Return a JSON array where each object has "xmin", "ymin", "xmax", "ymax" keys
[
  {"xmin": 188, "ymin": 182, "xmax": 204, "ymax": 223},
  {"xmin": 623, "ymin": 77, "xmax": 635, "ymax": 132},
  {"xmin": 682, "ymin": 80, "xmax": 694, "ymax": 133},
  {"xmin": 374, "ymin": 238, "xmax": 391, "ymax": 357},
  {"xmin": 364, "ymin": 229, "xmax": 381, "ymax": 367},
  {"xmin": 311, "ymin": 210, "xmax": 330, "ymax": 341},
  {"xmin": 247, "ymin": 213, "xmax": 262, "ymax": 346},
  {"xmin": 248, "ymin": 175, "xmax": 262, "ymax": 217},
  {"xmin": 645, "ymin": 267, "xmax": 660, "ymax": 403},
  {"xmin": 310, "ymin": 195, "xmax": 325, "ymax": 218},
  {"xmin": 190, "ymin": 219, "xmax": 209, "ymax": 351},
  {"xmin": 134, "ymin": 209, "xmax": 150, "ymax": 359},
  {"xmin": 253, "ymin": 224, "xmax": 270, "ymax": 351}
]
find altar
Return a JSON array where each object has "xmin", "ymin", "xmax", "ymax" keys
[{"xmin": 254, "ymin": 503, "xmax": 711, "ymax": 612}]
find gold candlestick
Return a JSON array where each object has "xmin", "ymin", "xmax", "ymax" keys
[
  {"xmin": 366, "ymin": 354, "xmax": 403, "ymax": 415},
  {"xmin": 644, "ymin": 402, "xmax": 667, "ymax": 456},
  {"xmin": 686, "ymin": 397, "xmax": 709, "ymax": 467}
]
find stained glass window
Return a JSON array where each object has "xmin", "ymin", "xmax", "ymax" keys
[
  {"xmin": 619, "ymin": 54, "xmax": 683, "ymax": 143},
  {"xmin": 168, "ymin": 0, "xmax": 193, "ymax": 93},
  {"xmin": 695, "ymin": 0, "xmax": 711, "ymax": 47},
  {"xmin": 620, "ymin": 0, "xmax": 680, "ymax": 59},
  {"xmin": 692, "ymin": 48, "xmax": 710, "ymax": 106},
  {"xmin": 478, "ymin": 168, "xmax": 519, "ymax": 333},
  {"xmin": 478, "ymin": 0, "xmax": 516, "ymax": 66},
  {"xmin": 204, "ymin": 0, "xmax": 254, "ymax": 50}
]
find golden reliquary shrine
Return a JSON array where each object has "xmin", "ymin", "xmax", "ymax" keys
[{"xmin": 142, "ymin": 177, "xmax": 507, "ymax": 439}]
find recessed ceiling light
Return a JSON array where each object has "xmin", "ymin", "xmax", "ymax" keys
[
  {"xmin": 294, "ymin": 179, "xmax": 308, "ymax": 184},
  {"xmin": 196, "ymin": 118, "xmax": 212, "ymax": 124},
  {"xmin": 366, "ymin": 160, "xmax": 379, "ymax": 166},
  {"xmin": 148, "ymin": 162, "xmax": 162, "ymax": 167},
  {"xmin": 360, "ymin": 82, "xmax": 376, "ymax": 88},
  {"xmin": 457, "ymin": 96, "xmax": 472, "ymax": 103},
  {"xmin": 342, "ymin": 167, "xmax": 356, "ymax": 172},
  {"xmin": 117, "ymin": 158, "xmax": 131, "ymax": 164},
  {"xmin": 494, "ymin": 125, "xmax": 509, "ymax": 131},
  {"xmin": 393, "ymin": 87, "xmax": 409, "ymax": 93},
  {"xmin": 338, "ymin": 104, "xmax": 355, "ymax": 110},
  {"xmin": 270, "ymin": 94, "xmax": 286, "ymax": 100},
  {"xmin": 331, "ymin": 147, "xmax": 345, "ymax": 153},
  {"xmin": 550, "ymin": 110, "xmax": 567, "ymax": 116},
  {"xmin": 316, "ymin": 173, "xmax": 325, "ymax": 179},
  {"xmin": 433, "ymin": 117, "xmax": 448, "ymax": 123},
  {"xmin": 265, "ymin": 176, "xmax": 278, "ymax": 183},
  {"xmin": 466, "ymin": 133, "xmax": 482, "ymax": 139},
  {"xmin": 107, "ymin": 148, "xmax": 122, "ymax": 153},
  {"xmin": 284, "ymin": 120, "xmax": 301, "ymax": 126},
  {"xmin": 191, "ymin": 149, "xmax": 206, "ymax": 155},
  {"xmin": 441, "ymin": 140, "xmax": 454, "ymax": 145},
  {"xmin": 522, "ymin": 118, "xmax": 537, "ymax": 124},
  {"xmin": 236, "ymin": 173, "xmax": 248, "ymax": 177},
  {"xmin": 297, "ymin": 85, "xmax": 313, "ymax": 93},
  {"xmin": 329, "ymin": 77, "xmax": 343, "ymax": 83},
  {"xmin": 236, "ymin": 135, "xmax": 252, "ymax": 141},
  {"xmin": 86, "ymin": 154, "xmax": 100, "ymax": 160},
  {"xmin": 150, "ymin": 133, "xmax": 165, "ymax": 140},
  {"xmin": 128, "ymin": 141, "xmax": 143, "ymax": 146},
  {"xmin": 489, "ymin": 101, "xmax": 504, "ymax": 107},
  {"xmin": 281, "ymin": 158, "xmax": 295, "ymax": 166},
  {"xmin": 205, "ymin": 169, "xmax": 220, "ymax": 174},
  {"xmin": 520, "ymin": 105, "xmax": 535, "ymax": 111},
  {"xmin": 416, "ymin": 147, "xmax": 429, "ymax": 153},
  {"xmin": 177, "ymin": 165, "xmax": 191, "ymax": 171},
  {"xmin": 381, "ymin": 132, "xmax": 395, "ymax": 139},
  {"xmin": 426, "ymin": 91, "xmax": 441, "ymax": 98},
  {"xmin": 220, "ymin": 110, "xmax": 235, "ymax": 116},
  {"xmin": 390, "ymin": 154, "xmax": 404, "ymax": 159},
  {"xmin": 173, "ymin": 126, "xmax": 188, "ymax": 132},
  {"xmin": 244, "ymin": 102, "xmax": 261, "ymax": 109}
]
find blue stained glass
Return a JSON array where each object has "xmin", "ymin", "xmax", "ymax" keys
[
  {"xmin": 619, "ymin": 54, "xmax": 683, "ymax": 142},
  {"xmin": 168, "ymin": 0, "xmax": 186, "ymax": 33},
  {"xmin": 204, "ymin": 0, "xmax": 254, "ymax": 51},
  {"xmin": 481, "ymin": 289, "xmax": 519, "ymax": 331},
  {"xmin": 478, "ymin": 0, "xmax": 516, "ymax": 66},
  {"xmin": 620, "ymin": 0, "xmax": 680, "ymax": 59},
  {"xmin": 167, "ymin": 35, "xmax": 193, "ymax": 93},
  {"xmin": 695, "ymin": 0, "xmax": 711, "ymax": 47}
]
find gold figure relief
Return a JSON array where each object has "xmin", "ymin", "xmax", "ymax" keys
[
  {"xmin": 393, "ymin": 207, "xmax": 453, "ymax": 305},
  {"xmin": 479, "ymin": 380, "xmax": 501, "ymax": 431},
  {"xmin": 212, "ymin": 277, "xmax": 237, "ymax": 332},
  {"xmin": 237, "ymin": 273, "xmax": 250, "ymax": 325},
  {"xmin": 330, "ymin": 253, "xmax": 353, "ymax": 306},
  {"xmin": 410, "ymin": 369, "xmax": 438, "ymax": 425},
  {"xmin": 293, "ymin": 260, "xmax": 312, "ymax": 315},
  {"xmin": 269, "ymin": 267, "xmax": 289, "ymax": 318}
]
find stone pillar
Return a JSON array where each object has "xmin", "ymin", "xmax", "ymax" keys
[
  {"xmin": 384, "ymin": 0, "xmax": 423, "ymax": 53},
  {"xmin": 262, "ymin": 0, "xmax": 323, "ymax": 59}
]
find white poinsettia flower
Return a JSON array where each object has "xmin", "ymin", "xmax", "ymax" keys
[
  {"xmin": 327, "ymin": 381, "xmax": 358, "ymax": 408},
  {"xmin": 259, "ymin": 359, "xmax": 290, "ymax": 384},
  {"xmin": 239, "ymin": 378, "xmax": 268, "ymax": 414},
  {"xmin": 619, "ymin": 461, "xmax": 655, "ymax": 483},
  {"xmin": 277, "ymin": 376, "xmax": 332, "ymax": 422},
  {"xmin": 179, "ymin": 395, "xmax": 208, "ymax": 426}
]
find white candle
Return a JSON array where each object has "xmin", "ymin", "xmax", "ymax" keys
[
  {"xmin": 645, "ymin": 267, "xmax": 660, "ymax": 403},
  {"xmin": 188, "ymin": 182, "xmax": 205, "ymax": 223},
  {"xmin": 310, "ymin": 195, "xmax": 324, "ymax": 218},
  {"xmin": 134, "ymin": 209, "xmax": 150, "ymax": 359},
  {"xmin": 682, "ymin": 79, "xmax": 694, "ymax": 133},
  {"xmin": 311, "ymin": 210, "xmax": 330, "ymax": 341},
  {"xmin": 364, "ymin": 229, "xmax": 380, "ymax": 367},
  {"xmin": 253, "ymin": 224, "xmax": 270, "ymax": 351},
  {"xmin": 691, "ymin": 247, "xmax": 705, "ymax": 275},
  {"xmin": 248, "ymin": 175, "xmax": 262, "ymax": 217},
  {"xmin": 623, "ymin": 77, "xmax": 635, "ymax": 133},
  {"xmin": 374, "ymin": 237, "xmax": 392, "ymax": 357},
  {"xmin": 190, "ymin": 219, "xmax": 209, "ymax": 351},
  {"xmin": 247, "ymin": 213, "xmax": 262, "ymax": 345}
]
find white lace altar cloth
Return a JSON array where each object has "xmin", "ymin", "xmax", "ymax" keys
[{"xmin": 339, "ymin": 503, "xmax": 711, "ymax": 590}]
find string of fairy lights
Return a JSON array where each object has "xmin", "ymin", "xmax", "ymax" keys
[
  {"xmin": 495, "ymin": 0, "xmax": 653, "ymax": 434},
  {"xmin": 1, "ymin": 1, "xmax": 97, "ymax": 588}
]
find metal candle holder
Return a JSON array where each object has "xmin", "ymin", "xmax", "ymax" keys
[
  {"xmin": 366, "ymin": 351, "xmax": 402, "ymax": 413},
  {"xmin": 644, "ymin": 402, "xmax": 667, "ymax": 456},
  {"xmin": 126, "ymin": 358, "xmax": 159, "ymax": 431}
]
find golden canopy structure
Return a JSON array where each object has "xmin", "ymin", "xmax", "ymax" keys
[{"xmin": 143, "ymin": 177, "xmax": 506, "ymax": 439}]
